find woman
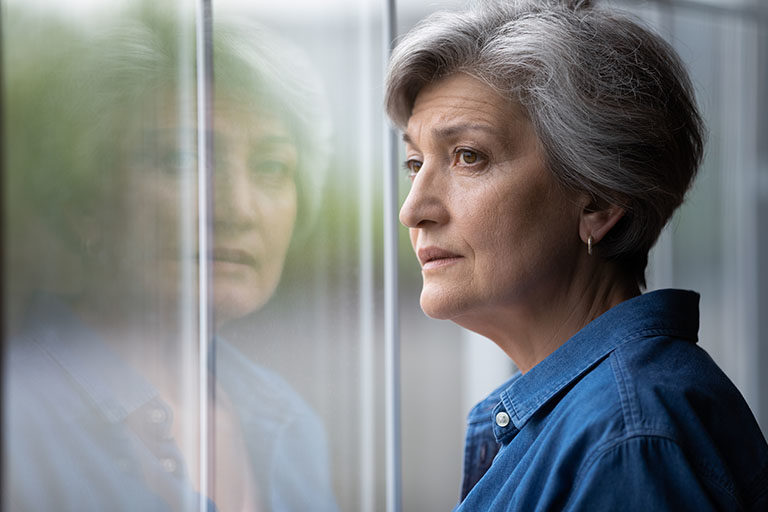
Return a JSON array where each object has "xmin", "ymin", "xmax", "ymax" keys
[
  {"xmin": 5, "ymin": 5, "xmax": 336, "ymax": 511},
  {"xmin": 386, "ymin": 0, "xmax": 768, "ymax": 510}
]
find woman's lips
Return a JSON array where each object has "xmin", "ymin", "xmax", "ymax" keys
[
  {"xmin": 417, "ymin": 247, "xmax": 463, "ymax": 271},
  {"xmin": 201, "ymin": 248, "xmax": 260, "ymax": 270}
]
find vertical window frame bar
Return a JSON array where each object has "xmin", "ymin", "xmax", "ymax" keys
[
  {"xmin": 383, "ymin": 0, "xmax": 401, "ymax": 511},
  {"xmin": 357, "ymin": 1, "xmax": 377, "ymax": 511},
  {"xmin": 0, "ymin": 2, "xmax": 6, "ymax": 505},
  {"xmin": 195, "ymin": 0, "xmax": 214, "ymax": 509}
]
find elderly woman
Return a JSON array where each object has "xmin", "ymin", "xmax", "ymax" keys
[{"xmin": 387, "ymin": 0, "xmax": 768, "ymax": 510}]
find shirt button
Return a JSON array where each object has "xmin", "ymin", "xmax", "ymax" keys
[
  {"xmin": 148, "ymin": 408, "xmax": 167, "ymax": 424},
  {"xmin": 161, "ymin": 457, "xmax": 178, "ymax": 474},
  {"xmin": 495, "ymin": 411, "xmax": 510, "ymax": 428}
]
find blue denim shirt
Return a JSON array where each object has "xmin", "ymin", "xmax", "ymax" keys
[
  {"xmin": 5, "ymin": 295, "xmax": 339, "ymax": 511},
  {"xmin": 456, "ymin": 289, "xmax": 768, "ymax": 511}
]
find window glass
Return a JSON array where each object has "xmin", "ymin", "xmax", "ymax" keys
[
  {"xmin": 2, "ymin": 0, "xmax": 385, "ymax": 510},
  {"xmin": 3, "ymin": 1, "xmax": 205, "ymax": 509},
  {"xmin": 211, "ymin": 1, "xmax": 386, "ymax": 510},
  {"xmin": 4, "ymin": 0, "xmax": 764, "ymax": 511}
]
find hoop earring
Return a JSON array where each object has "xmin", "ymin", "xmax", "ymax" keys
[{"xmin": 587, "ymin": 235, "xmax": 594, "ymax": 256}]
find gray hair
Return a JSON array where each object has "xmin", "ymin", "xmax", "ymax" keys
[
  {"xmin": 7, "ymin": 4, "xmax": 330, "ymax": 244},
  {"xmin": 386, "ymin": 0, "xmax": 704, "ymax": 288}
]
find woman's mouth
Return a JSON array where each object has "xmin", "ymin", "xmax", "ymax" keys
[
  {"xmin": 417, "ymin": 246, "xmax": 463, "ymax": 271},
  {"xmin": 201, "ymin": 248, "xmax": 260, "ymax": 270}
]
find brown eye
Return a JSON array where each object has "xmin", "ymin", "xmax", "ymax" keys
[
  {"xmin": 405, "ymin": 159, "xmax": 422, "ymax": 177},
  {"xmin": 459, "ymin": 149, "xmax": 478, "ymax": 165}
]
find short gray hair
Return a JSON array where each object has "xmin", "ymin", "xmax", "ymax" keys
[
  {"xmin": 386, "ymin": 0, "xmax": 704, "ymax": 288},
  {"xmin": 8, "ymin": 5, "xmax": 330, "ymax": 247}
]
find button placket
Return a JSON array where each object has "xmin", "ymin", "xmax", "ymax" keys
[
  {"xmin": 143, "ymin": 400, "xmax": 174, "ymax": 441},
  {"xmin": 126, "ymin": 399, "xmax": 187, "ymax": 480}
]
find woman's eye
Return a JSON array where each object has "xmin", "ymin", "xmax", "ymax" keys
[
  {"xmin": 255, "ymin": 160, "xmax": 290, "ymax": 176},
  {"xmin": 248, "ymin": 146, "xmax": 297, "ymax": 185},
  {"xmin": 457, "ymin": 149, "xmax": 479, "ymax": 165},
  {"xmin": 250, "ymin": 160, "xmax": 296, "ymax": 188},
  {"xmin": 404, "ymin": 159, "xmax": 422, "ymax": 178}
]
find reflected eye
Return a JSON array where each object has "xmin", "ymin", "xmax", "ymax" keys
[
  {"xmin": 457, "ymin": 149, "xmax": 478, "ymax": 165},
  {"xmin": 248, "ymin": 145, "xmax": 297, "ymax": 187},
  {"xmin": 404, "ymin": 159, "xmax": 422, "ymax": 179},
  {"xmin": 133, "ymin": 148, "xmax": 196, "ymax": 176},
  {"xmin": 255, "ymin": 160, "xmax": 291, "ymax": 176},
  {"xmin": 250, "ymin": 159, "xmax": 295, "ymax": 188}
]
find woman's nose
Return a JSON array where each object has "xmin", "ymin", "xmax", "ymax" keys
[
  {"xmin": 398, "ymin": 164, "xmax": 448, "ymax": 229},
  {"xmin": 214, "ymin": 164, "xmax": 260, "ymax": 229}
]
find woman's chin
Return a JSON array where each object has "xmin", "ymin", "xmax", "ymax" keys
[
  {"xmin": 212, "ymin": 289, "xmax": 270, "ymax": 324},
  {"xmin": 419, "ymin": 287, "xmax": 467, "ymax": 321}
]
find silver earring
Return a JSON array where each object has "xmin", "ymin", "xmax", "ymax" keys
[{"xmin": 587, "ymin": 235, "xmax": 593, "ymax": 256}]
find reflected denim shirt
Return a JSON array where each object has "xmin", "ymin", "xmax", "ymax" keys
[
  {"xmin": 5, "ymin": 295, "xmax": 339, "ymax": 512},
  {"xmin": 456, "ymin": 289, "xmax": 768, "ymax": 511}
]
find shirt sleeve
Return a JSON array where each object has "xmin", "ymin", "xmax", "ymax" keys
[{"xmin": 564, "ymin": 435, "xmax": 740, "ymax": 511}]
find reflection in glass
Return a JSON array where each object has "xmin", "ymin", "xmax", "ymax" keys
[{"xmin": 3, "ymin": 3, "xmax": 336, "ymax": 511}]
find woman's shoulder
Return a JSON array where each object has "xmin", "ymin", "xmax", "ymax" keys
[
  {"xmin": 602, "ymin": 334, "xmax": 768, "ymax": 506},
  {"xmin": 611, "ymin": 330, "xmax": 756, "ymax": 435}
]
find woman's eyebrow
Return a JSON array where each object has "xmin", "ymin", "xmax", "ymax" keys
[
  {"xmin": 403, "ymin": 123, "xmax": 496, "ymax": 146},
  {"xmin": 432, "ymin": 123, "xmax": 495, "ymax": 139}
]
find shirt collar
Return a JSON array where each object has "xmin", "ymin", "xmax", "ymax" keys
[
  {"xmin": 495, "ymin": 289, "xmax": 699, "ymax": 439},
  {"xmin": 22, "ymin": 294, "xmax": 158, "ymax": 423}
]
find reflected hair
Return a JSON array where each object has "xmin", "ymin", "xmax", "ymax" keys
[
  {"xmin": 11, "ymin": 4, "xmax": 330, "ymax": 241},
  {"xmin": 385, "ymin": 0, "xmax": 704, "ymax": 288}
]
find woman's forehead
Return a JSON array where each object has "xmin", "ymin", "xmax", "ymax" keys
[{"xmin": 405, "ymin": 74, "xmax": 529, "ymax": 144}]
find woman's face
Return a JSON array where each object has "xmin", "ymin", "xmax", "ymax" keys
[
  {"xmin": 111, "ymin": 102, "xmax": 297, "ymax": 323},
  {"xmin": 209, "ymin": 104, "xmax": 298, "ymax": 320},
  {"xmin": 399, "ymin": 73, "xmax": 583, "ymax": 327}
]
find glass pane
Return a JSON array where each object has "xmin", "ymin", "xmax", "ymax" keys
[
  {"xmin": 209, "ymin": 1, "xmax": 385, "ymax": 511},
  {"xmin": 2, "ymin": 1, "xmax": 205, "ymax": 510},
  {"xmin": 2, "ymin": 0, "xmax": 388, "ymax": 511}
]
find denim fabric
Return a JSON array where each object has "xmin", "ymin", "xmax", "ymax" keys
[
  {"xmin": 5, "ymin": 295, "xmax": 338, "ymax": 512},
  {"xmin": 456, "ymin": 289, "xmax": 768, "ymax": 511}
]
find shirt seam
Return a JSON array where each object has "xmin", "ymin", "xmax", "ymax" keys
[
  {"xmin": 31, "ymin": 322, "xmax": 158, "ymax": 423},
  {"xmin": 460, "ymin": 426, "xmax": 477, "ymax": 499},
  {"xmin": 609, "ymin": 351, "xmax": 640, "ymax": 429},
  {"xmin": 33, "ymin": 336, "xmax": 123, "ymax": 423},
  {"xmin": 567, "ymin": 432, "xmax": 741, "ymax": 510}
]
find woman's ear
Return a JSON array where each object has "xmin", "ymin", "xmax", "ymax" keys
[{"xmin": 578, "ymin": 197, "xmax": 625, "ymax": 247}]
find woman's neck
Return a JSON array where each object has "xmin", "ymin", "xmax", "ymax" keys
[{"xmin": 455, "ymin": 261, "xmax": 640, "ymax": 374}]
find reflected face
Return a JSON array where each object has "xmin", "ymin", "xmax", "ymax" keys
[
  {"xmin": 118, "ymin": 103, "xmax": 298, "ymax": 322},
  {"xmin": 399, "ymin": 74, "xmax": 581, "ymax": 324},
  {"xmin": 210, "ymin": 105, "xmax": 298, "ymax": 320}
]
